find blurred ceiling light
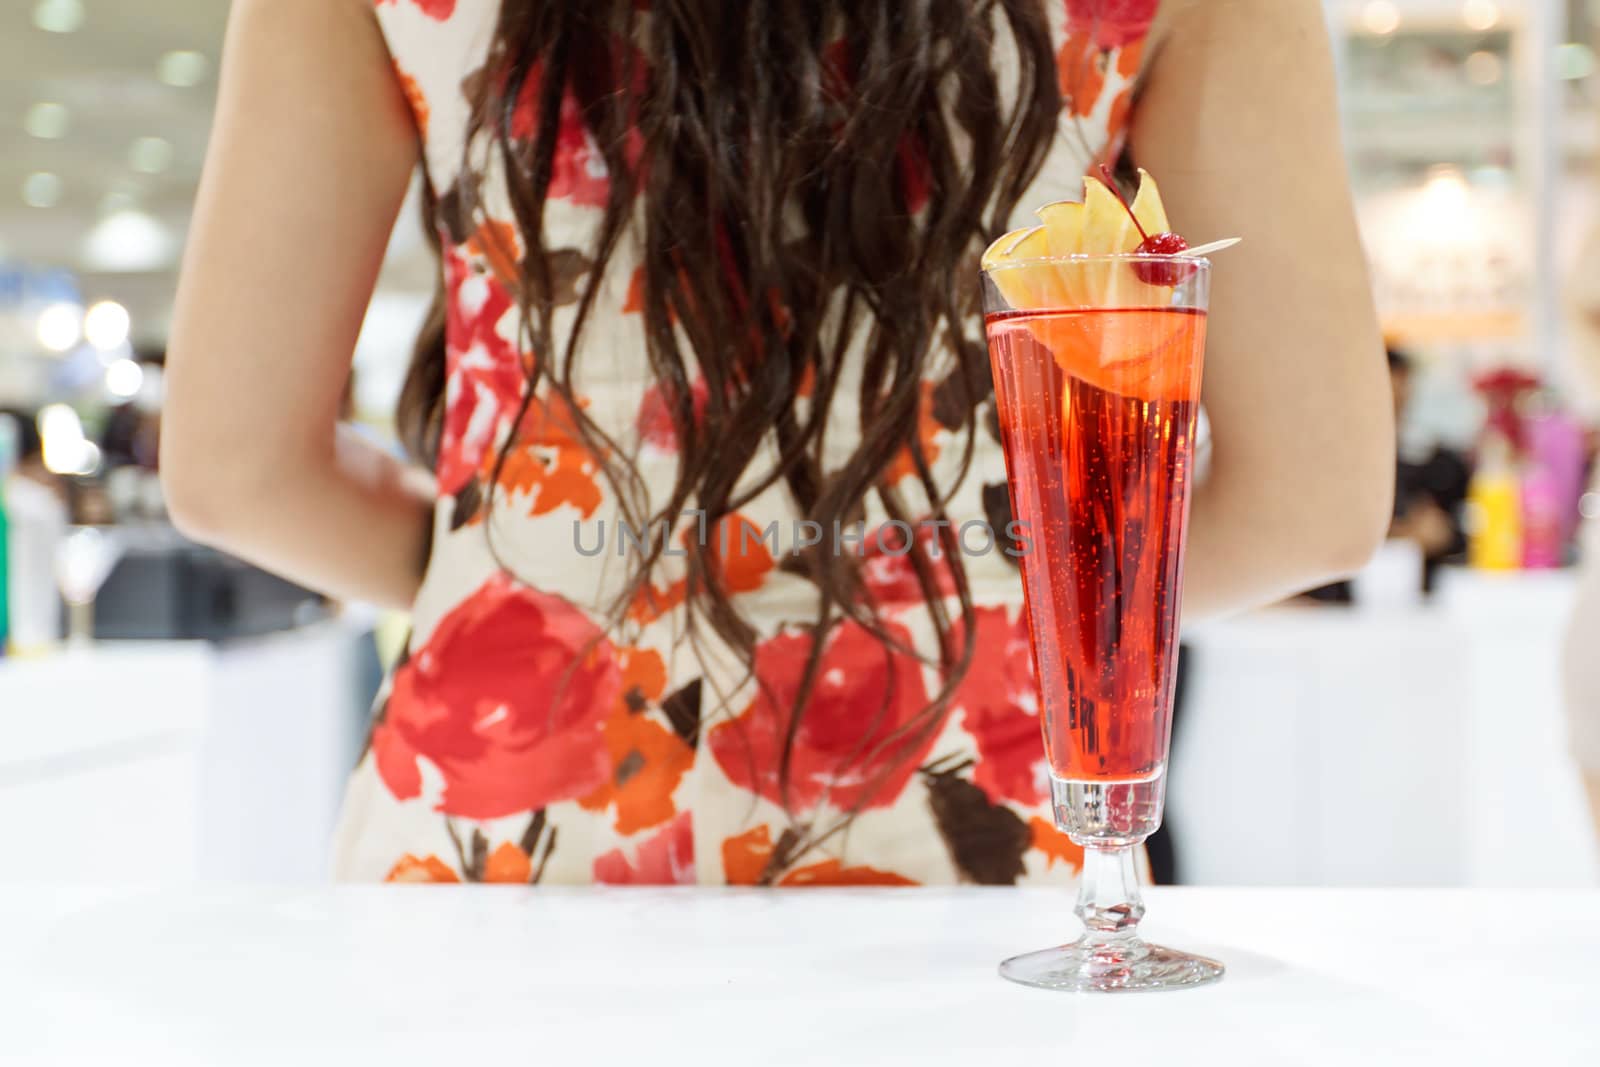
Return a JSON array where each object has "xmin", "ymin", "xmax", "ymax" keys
[
  {"xmin": 81, "ymin": 210, "xmax": 176, "ymax": 273},
  {"xmin": 1418, "ymin": 165, "xmax": 1471, "ymax": 230},
  {"xmin": 129, "ymin": 136, "xmax": 173, "ymax": 174},
  {"xmin": 32, "ymin": 0, "xmax": 84, "ymax": 33},
  {"xmin": 22, "ymin": 171, "xmax": 63, "ymax": 208},
  {"xmin": 84, "ymin": 300, "xmax": 131, "ymax": 350},
  {"xmin": 1362, "ymin": 0, "xmax": 1400, "ymax": 35},
  {"xmin": 158, "ymin": 50, "xmax": 210, "ymax": 88},
  {"xmin": 36, "ymin": 302, "xmax": 83, "ymax": 352},
  {"xmin": 1464, "ymin": 50, "xmax": 1503, "ymax": 85},
  {"xmin": 38, "ymin": 404, "xmax": 98, "ymax": 477},
  {"xmin": 24, "ymin": 101, "xmax": 69, "ymax": 140},
  {"xmin": 1556, "ymin": 43, "xmax": 1597, "ymax": 81},
  {"xmin": 105, "ymin": 359, "xmax": 144, "ymax": 400},
  {"xmin": 1462, "ymin": 0, "xmax": 1500, "ymax": 32}
]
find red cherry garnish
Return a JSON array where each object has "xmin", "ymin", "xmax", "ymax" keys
[
  {"xmin": 1134, "ymin": 231, "xmax": 1192, "ymax": 286},
  {"xmin": 1097, "ymin": 164, "xmax": 1195, "ymax": 287}
]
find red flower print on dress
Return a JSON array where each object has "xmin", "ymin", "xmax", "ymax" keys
[
  {"xmin": 635, "ymin": 377, "xmax": 710, "ymax": 453},
  {"xmin": 706, "ymin": 618, "xmax": 937, "ymax": 812},
  {"xmin": 634, "ymin": 379, "xmax": 696, "ymax": 451},
  {"xmin": 438, "ymin": 247, "xmax": 525, "ymax": 496},
  {"xmin": 593, "ymin": 811, "xmax": 695, "ymax": 884},
  {"xmin": 372, "ymin": 574, "xmax": 619, "ymax": 820},
  {"xmin": 820, "ymin": 40, "xmax": 928, "ymax": 215},
  {"xmin": 376, "ymin": 0, "xmax": 457, "ymax": 20},
  {"xmin": 859, "ymin": 522, "xmax": 961, "ymax": 606},
  {"xmin": 1064, "ymin": 0, "xmax": 1159, "ymax": 50},
  {"xmin": 509, "ymin": 65, "xmax": 621, "ymax": 209},
  {"xmin": 897, "ymin": 134, "xmax": 932, "ymax": 215},
  {"xmin": 949, "ymin": 606, "xmax": 1047, "ymax": 807}
]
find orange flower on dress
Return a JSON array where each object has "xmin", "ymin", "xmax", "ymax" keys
[
  {"xmin": 623, "ymin": 265, "xmax": 647, "ymax": 314},
  {"xmin": 483, "ymin": 841, "xmax": 534, "ymax": 884},
  {"xmin": 394, "ymin": 65, "xmax": 429, "ymax": 139},
  {"xmin": 1058, "ymin": 36, "xmax": 1108, "ymax": 118},
  {"xmin": 885, "ymin": 381, "xmax": 944, "ymax": 484},
  {"xmin": 372, "ymin": 574, "xmax": 619, "ymax": 820},
  {"xmin": 495, "ymin": 392, "xmax": 605, "ymax": 519},
  {"xmin": 1030, "ymin": 816, "xmax": 1085, "ymax": 871},
  {"xmin": 627, "ymin": 578, "xmax": 688, "ymax": 626},
  {"xmin": 385, "ymin": 854, "xmax": 461, "ymax": 883},
  {"xmin": 719, "ymin": 824, "xmax": 918, "ymax": 886},
  {"xmin": 720, "ymin": 824, "xmax": 918, "ymax": 886},
  {"xmin": 580, "ymin": 648, "xmax": 695, "ymax": 835},
  {"xmin": 780, "ymin": 859, "xmax": 918, "ymax": 887},
  {"xmin": 705, "ymin": 514, "xmax": 776, "ymax": 594},
  {"xmin": 721, "ymin": 824, "xmax": 776, "ymax": 885},
  {"xmin": 1058, "ymin": 1, "xmax": 1157, "ymax": 119},
  {"xmin": 466, "ymin": 219, "xmax": 523, "ymax": 293},
  {"xmin": 626, "ymin": 514, "xmax": 776, "ymax": 625}
]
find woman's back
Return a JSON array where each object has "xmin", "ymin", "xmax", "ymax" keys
[
  {"xmin": 162, "ymin": 0, "xmax": 1392, "ymax": 888},
  {"xmin": 339, "ymin": 0, "xmax": 1155, "ymax": 884}
]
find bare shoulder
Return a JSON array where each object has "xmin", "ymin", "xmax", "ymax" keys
[
  {"xmin": 1149, "ymin": 0, "xmax": 1329, "ymax": 53},
  {"xmin": 228, "ymin": 0, "xmax": 380, "ymax": 31}
]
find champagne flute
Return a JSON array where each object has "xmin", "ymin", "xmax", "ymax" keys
[{"xmin": 983, "ymin": 253, "xmax": 1222, "ymax": 992}]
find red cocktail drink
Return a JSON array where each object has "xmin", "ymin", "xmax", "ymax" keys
[{"xmin": 984, "ymin": 305, "xmax": 1204, "ymax": 784}]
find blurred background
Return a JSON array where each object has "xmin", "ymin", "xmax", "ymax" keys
[{"xmin": 2, "ymin": 0, "xmax": 1598, "ymax": 888}]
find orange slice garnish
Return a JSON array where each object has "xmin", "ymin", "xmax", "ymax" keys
[{"xmin": 982, "ymin": 169, "xmax": 1197, "ymax": 398}]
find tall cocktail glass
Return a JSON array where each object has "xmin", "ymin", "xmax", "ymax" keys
[{"xmin": 982, "ymin": 254, "xmax": 1222, "ymax": 992}]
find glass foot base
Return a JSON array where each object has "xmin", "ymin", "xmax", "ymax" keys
[{"xmin": 999, "ymin": 938, "xmax": 1224, "ymax": 993}]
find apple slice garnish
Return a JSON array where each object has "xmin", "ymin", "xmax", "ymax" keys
[{"xmin": 981, "ymin": 169, "xmax": 1235, "ymax": 400}]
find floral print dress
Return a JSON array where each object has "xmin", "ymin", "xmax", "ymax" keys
[{"xmin": 339, "ymin": 0, "xmax": 1162, "ymax": 885}]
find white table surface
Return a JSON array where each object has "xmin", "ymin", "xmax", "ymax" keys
[{"xmin": 3, "ymin": 887, "xmax": 1596, "ymax": 1066}]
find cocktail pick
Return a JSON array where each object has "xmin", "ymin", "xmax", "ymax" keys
[{"xmin": 1180, "ymin": 237, "xmax": 1241, "ymax": 257}]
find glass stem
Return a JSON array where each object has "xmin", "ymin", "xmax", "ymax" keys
[
  {"xmin": 1075, "ymin": 843, "xmax": 1145, "ymax": 947},
  {"xmin": 67, "ymin": 601, "xmax": 94, "ymax": 647}
]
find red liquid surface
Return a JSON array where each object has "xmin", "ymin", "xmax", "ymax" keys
[{"xmin": 985, "ymin": 306, "xmax": 1205, "ymax": 781}]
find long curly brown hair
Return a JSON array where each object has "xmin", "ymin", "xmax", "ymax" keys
[{"xmin": 396, "ymin": 0, "xmax": 1061, "ymax": 841}]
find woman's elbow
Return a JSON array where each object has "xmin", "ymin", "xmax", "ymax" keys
[
  {"xmin": 159, "ymin": 418, "xmax": 268, "ymax": 545},
  {"xmin": 1303, "ymin": 433, "xmax": 1397, "ymax": 581},
  {"xmin": 1326, "ymin": 456, "xmax": 1395, "ymax": 577},
  {"xmin": 160, "ymin": 439, "xmax": 230, "ymax": 544}
]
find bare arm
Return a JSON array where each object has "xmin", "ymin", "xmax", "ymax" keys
[
  {"xmin": 162, "ymin": 0, "xmax": 432, "ymax": 609},
  {"xmin": 1132, "ymin": 0, "xmax": 1395, "ymax": 618}
]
